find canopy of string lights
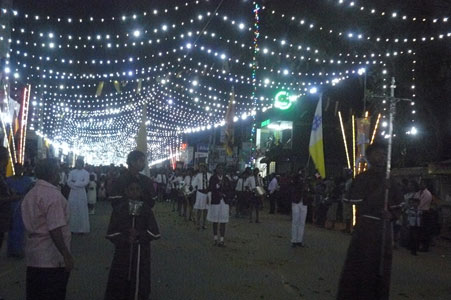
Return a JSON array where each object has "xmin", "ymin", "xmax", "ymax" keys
[{"xmin": 3, "ymin": 0, "xmax": 449, "ymax": 165}]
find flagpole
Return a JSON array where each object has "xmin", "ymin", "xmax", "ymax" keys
[{"xmin": 379, "ymin": 77, "xmax": 396, "ymax": 277}]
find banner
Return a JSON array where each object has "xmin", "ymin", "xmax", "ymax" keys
[
  {"xmin": 224, "ymin": 87, "xmax": 235, "ymax": 156},
  {"xmin": 355, "ymin": 117, "xmax": 371, "ymax": 173},
  {"xmin": 309, "ymin": 95, "xmax": 326, "ymax": 179}
]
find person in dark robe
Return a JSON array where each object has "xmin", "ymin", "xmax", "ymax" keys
[
  {"xmin": 104, "ymin": 150, "xmax": 160, "ymax": 300},
  {"xmin": 104, "ymin": 176, "xmax": 160, "ymax": 300},
  {"xmin": 337, "ymin": 143, "xmax": 402, "ymax": 300}
]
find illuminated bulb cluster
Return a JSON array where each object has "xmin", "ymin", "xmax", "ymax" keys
[
  {"xmin": 334, "ymin": 0, "xmax": 449, "ymax": 24},
  {"xmin": 264, "ymin": 7, "xmax": 451, "ymax": 44},
  {"xmin": 6, "ymin": 0, "xmax": 431, "ymax": 164}
]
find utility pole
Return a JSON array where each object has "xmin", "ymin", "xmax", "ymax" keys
[{"xmin": 379, "ymin": 77, "xmax": 411, "ymax": 276}]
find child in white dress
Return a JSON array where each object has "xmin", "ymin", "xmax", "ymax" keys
[{"xmin": 87, "ymin": 174, "xmax": 97, "ymax": 215}]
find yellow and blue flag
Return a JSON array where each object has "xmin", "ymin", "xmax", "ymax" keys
[{"xmin": 309, "ymin": 95, "xmax": 326, "ymax": 179}]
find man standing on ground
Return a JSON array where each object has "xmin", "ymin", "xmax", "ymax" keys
[
  {"xmin": 67, "ymin": 159, "xmax": 90, "ymax": 234},
  {"xmin": 234, "ymin": 171, "xmax": 246, "ymax": 218},
  {"xmin": 105, "ymin": 150, "xmax": 160, "ymax": 300},
  {"xmin": 417, "ymin": 182, "xmax": 433, "ymax": 252},
  {"xmin": 21, "ymin": 159, "xmax": 74, "ymax": 300},
  {"xmin": 268, "ymin": 173, "xmax": 279, "ymax": 214},
  {"xmin": 290, "ymin": 174, "xmax": 309, "ymax": 247},
  {"xmin": 336, "ymin": 144, "xmax": 402, "ymax": 300},
  {"xmin": 244, "ymin": 168, "xmax": 264, "ymax": 223}
]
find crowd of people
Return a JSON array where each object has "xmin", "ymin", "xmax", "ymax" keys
[{"xmin": 0, "ymin": 144, "xmax": 443, "ymax": 300}]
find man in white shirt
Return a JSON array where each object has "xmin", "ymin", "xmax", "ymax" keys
[
  {"xmin": 183, "ymin": 168, "xmax": 196, "ymax": 221},
  {"xmin": 235, "ymin": 171, "xmax": 247, "ymax": 218},
  {"xmin": 173, "ymin": 169, "xmax": 185, "ymax": 215},
  {"xmin": 22, "ymin": 159, "xmax": 74, "ymax": 299},
  {"xmin": 268, "ymin": 174, "xmax": 279, "ymax": 214},
  {"xmin": 244, "ymin": 168, "xmax": 264, "ymax": 223},
  {"xmin": 417, "ymin": 182, "xmax": 433, "ymax": 252},
  {"xmin": 192, "ymin": 164, "xmax": 211, "ymax": 230},
  {"xmin": 156, "ymin": 169, "xmax": 167, "ymax": 202}
]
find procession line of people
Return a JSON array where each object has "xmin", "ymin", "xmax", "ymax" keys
[{"xmin": 0, "ymin": 144, "xmax": 440, "ymax": 300}]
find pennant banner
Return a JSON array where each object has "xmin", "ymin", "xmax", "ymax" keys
[
  {"xmin": 309, "ymin": 95, "xmax": 326, "ymax": 179},
  {"xmin": 113, "ymin": 81, "xmax": 121, "ymax": 93},
  {"xmin": 96, "ymin": 81, "xmax": 104, "ymax": 96}
]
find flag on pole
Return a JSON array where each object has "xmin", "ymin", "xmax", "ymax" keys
[
  {"xmin": 136, "ymin": 104, "xmax": 150, "ymax": 177},
  {"xmin": 309, "ymin": 95, "xmax": 326, "ymax": 179},
  {"xmin": 224, "ymin": 87, "xmax": 235, "ymax": 156},
  {"xmin": 6, "ymin": 132, "xmax": 14, "ymax": 177}
]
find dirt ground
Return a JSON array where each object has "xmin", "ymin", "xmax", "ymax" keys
[{"xmin": 1, "ymin": 200, "xmax": 451, "ymax": 300}]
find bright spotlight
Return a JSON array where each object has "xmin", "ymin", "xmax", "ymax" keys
[{"xmin": 309, "ymin": 87, "xmax": 318, "ymax": 94}]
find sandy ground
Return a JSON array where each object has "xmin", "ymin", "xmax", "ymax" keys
[{"xmin": 1, "ymin": 200, "xmax": 451, "ymax": 300}]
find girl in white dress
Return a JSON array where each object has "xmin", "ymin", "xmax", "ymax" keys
[{"xmin": 87, "ymin": 174, "xmax": 97, "ymax": 215}]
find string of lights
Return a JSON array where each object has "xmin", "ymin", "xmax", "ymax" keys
[
  {"xmin": 330, "ymin": 0, "xmax": 449, "ymax": 25},
  {"xmin": 247, "ymin": 2, "xmax": 261, "ymax": 167}
]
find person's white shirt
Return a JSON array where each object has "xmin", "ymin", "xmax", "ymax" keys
[
  {"xmin": 244, "ymin": 176, "xmax": 256, "ymax": 191},
  {"xmin": 235, "ymin": 178, "xmax": 245, "ymax": 192},
  {"xmin": 417, "ymin": 188, "xmax": 432, "ymax": 211},
  {"xmin": 174, "ymin": 175, "xmax": 185, "ymax": 190},
  {"xmin": 268, "ymin": 177, "xmax": 278, "ymax": 194},
  {"xmin": 156, "ymin": 173, "xmax": 167, "ymax": 184},
  {"xmin": 59, "ymin": 171, "xmax": 67, "ymax": 186},
  {"xmin": 192, "ymin": 172, "xmax": 211, "ymax": 192},
  {"xmin": 184, "ymin": 175, "xmax": 194, "ymax": 194}
]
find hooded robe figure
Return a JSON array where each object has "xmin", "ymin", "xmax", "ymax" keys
[
  {"xmin": 104, "ymin": 179, "xmax": 160, "ymax": 300},
  {"xmin": 336, "ymin": 167, "xmax": 402, "ymax": 300}
]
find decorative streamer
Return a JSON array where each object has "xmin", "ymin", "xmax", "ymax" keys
[
  {"xmin": 352, "ymin": 114, "xmax": 356, "ymax": 177},
  {"xmin": 370, "ymin": 113, "xmax": 381, "ymax": 145},
  {"xmin": 338, "ymin": 111, "xmax": 351, "ymax": 169},
  {"xmin": 248, "ymin": 1, "xmax": 261, "ymax": 167}
]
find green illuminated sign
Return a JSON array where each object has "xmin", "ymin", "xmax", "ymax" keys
[
  {"xmin": 261, "ymin": 119, "xmax": 271, "ymax": 127},
  {"xmin": 274, "ymin": 91, "xmax": 297, "ymax": 110}
]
